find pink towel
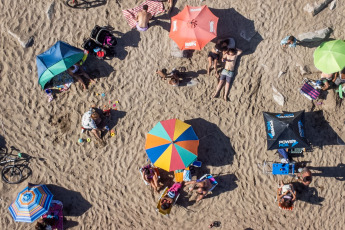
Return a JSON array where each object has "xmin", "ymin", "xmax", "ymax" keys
[{"xmin": 122, "ymin": 0, "xmax": 164, "ymax": 28}]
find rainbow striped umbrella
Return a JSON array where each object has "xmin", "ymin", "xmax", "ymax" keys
[
  {"xmin": 9, "ymin": 184, "xmax": 53, "ymax": 223},
  {"xmin": 145, "ymin": 119, "xmax": 199, "ymax": 171}
]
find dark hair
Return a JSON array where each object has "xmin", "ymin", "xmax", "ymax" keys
[
  {"xmin": 144, "ymin": 168, "xmax": 150, "ymax": 176},
  {"xmin": 303, "ymin": 176, "xmax": 312, "ymax": 182},
  {"xmin": 215, "ymin": 43, "xmax": 222, "ymax": 51},
  {"xmin": 228, "ymin": 48, "xmax": 237, "ymax": 54},
  {"xmin": 143, "ymin": 5, "xmax": 148, "ymax": 10},
  {"xmin": 288, "ymin": 36, "xmax": 295, "ymax": 41},
  {"xmin": 161, "ymin": 202, "xmax": 171, "ymax": 210},
  {"xmin": 35, "ymin": 218, "xmax": 57, "ymax": 230},
  {"xmin": 280, "ymin": 199, "xmax": 293, "ymax": 208}
]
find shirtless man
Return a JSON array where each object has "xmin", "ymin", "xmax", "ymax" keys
[
  {"xmin": 297, "ymin": 167, "xmax": 312, "ymax": 186},
  {"xmin": 213, "ymin": 48, "xmax": 242, "ymax": 101},
  {"xmin": 185, "ymin": 179, "xmax": 213, "ymax": 202},
  {"xmin": 136, "ymin": 5, "xmax": 152, "ymax": 32}
]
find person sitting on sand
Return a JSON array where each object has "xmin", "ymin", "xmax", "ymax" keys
[
  {"xmin": 160, "ymin": 182, "xmax": 182, "ymax": 210},
  {"xmin": 136, "ymin": 5, "xmax": 152, "ymax": 32},
  {"xmin": 185, "ymin": 178, "xmax": 213, "ymax": 202},
  {"xmin": 67, "ymin": 63, "xmax": 95, "ymax": 90},
  {"xmin": 82, "ymin": 107, "xmax": 106, "ymax": 145},
  {"xmin": 142, "ymin": 165, "xmax": 159, "ymax": 192},
  {"xmin": 281, "ymin": 35, "xmax": 297, "ymax": 48},
  {"xmin": 156, "ymin": 68, "xmax": 181, "ymax": 86},
  {"xmin": 35, "ymin": 217, "xmax": 58, "ymax": 230},
  {"xmin": 320, "ymin": 72, "xmax": 336, "ymax": 90},
  {"xmin": 297, "ymin": 167, "xmax": 312, "ymax": 186},
  {"xmin": 277, "ymin": 181, "xmax": 296, "ymax": 209},
  {"xmin": 213, "ymin": 47, "xmax": 243, "ymax": 101}
]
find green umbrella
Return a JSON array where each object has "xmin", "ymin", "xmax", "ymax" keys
[{"xmin": 314, "ymin": 40, "xmax": 345, "ymax": 74}]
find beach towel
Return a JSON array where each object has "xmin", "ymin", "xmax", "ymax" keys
[
  {"xmin": 48, "ymin": 71, "xmax": 74, "ymax": 92},
  {"xmin": 122, "ymin": 0, "xmax": 164, "ymax": 28},
  {"xmin": 300, "ymin": 82, "xmax": 320, "ymax": 100}
]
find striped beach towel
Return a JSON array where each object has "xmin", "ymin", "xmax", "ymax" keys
[
  {"xmin": 300, "ymin": 82, "xmax": 320, "ymax": 100},
  {"xmin": 122, "ymin": 0, "xmax": 164, "ymax": 28}
]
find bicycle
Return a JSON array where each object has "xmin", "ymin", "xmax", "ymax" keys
[
  {"xmin": 0, "ymin": 146, "xmax": 24, "ymax": 184},
  {"xmin": 65, "ymin": 0, "xmax": 106, "ymax": 9}
]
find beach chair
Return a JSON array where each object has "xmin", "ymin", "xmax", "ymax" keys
[
  {"xmin": 42, "ymin": 200, "xmax": 63, "ymax": 230},
  {"xmin": 139, "ymin": 164, "xmax": 160, "ymax": 185},
  {"xmin": 156, "ymin": 187, "xmax": 180, "ymax": 216},
  {"xmin": 197, "ymin": 174, "xmax": 218, "ymax": 194},
  {"xmin": 276, "ymin": 185, "xmax": 295, "ymax": 211},
  {"xmin": 300, "ymin": 78, "xmax": 321, "ymax": 100}
]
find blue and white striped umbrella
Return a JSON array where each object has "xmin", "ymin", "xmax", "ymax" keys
[{"xmin": 9, "ymin": 184, "xmax": 53, "ymax": 223}]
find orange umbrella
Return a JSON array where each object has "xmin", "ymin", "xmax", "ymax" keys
[{"xmin": 169, "ymin": 5, "xmax": 218, "ymax": 50}]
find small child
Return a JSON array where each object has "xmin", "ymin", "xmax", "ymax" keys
[
  {"xmin": 156, "ymin": 68, "xmax": 182, "ymax": 86},
  {"xmin": 281, "ymin": 35, "xmax": 297, "ymax": 48}
]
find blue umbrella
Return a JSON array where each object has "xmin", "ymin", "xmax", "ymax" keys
[
  {"xmin": 9, "ymin": 184, "xmax": 53, "ymax": 223},
  {"xmin": 36, "ymin": 41, "xmax": 84, "ymax": 89}
]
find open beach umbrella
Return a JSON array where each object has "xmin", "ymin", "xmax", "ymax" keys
[
  {"xmin": 145, "ymin": 119, "xmax": 199, "ymax": 171},
  {"xmin": 263, "ymin": 110, "xmax": 310, "ymax": 150},
  {"xmin": 36, "ymin": 41, "xmax": 84, "ymax": 89},
  {"xmin": 314, "ymin": 40, "xmax": 345, "ymax": 74},
  {"xmin": 8, "ymin": 184, "xmax": 53, "ymax": 223},
  {"xmin": 169, "ymin": 5, "xmax": 218, "ymax": 50}
]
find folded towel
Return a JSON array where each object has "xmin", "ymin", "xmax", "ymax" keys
[{"xmin": 122, "ymin": 0, "xmax": 164, "ymax": 28}]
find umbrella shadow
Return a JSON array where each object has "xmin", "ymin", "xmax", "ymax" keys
[
  {"xmin": 292, "ymin": 182, "xmax": 325, "ymax": 206},
  {"xmin": 305, "ymin": 111, "xmax": 344, "ymax": 148},
  {"xmin": 112, "ymin": 30, "xmax": 141, "ymax": 60},
  {"xmin": 82, "ymin": 55, "xmax": 115, "ymax": 81},
  {"xmin": 308, "ymin": 164, "xmax": 345, "ymax": 181},
  {"xmin": 64, "ymin": 218, "xmax": 79, "ymax": 229},
  {"xmin": 184, "ymin": 118, "xmax": 236, "ymax": 167},
  {"xmin": 46, "ymin": 184, "xmax": 92, "ymax": 217},
  {"xmin": 209, "ymin": 8, "xmax": 263, "ymax": 56}
]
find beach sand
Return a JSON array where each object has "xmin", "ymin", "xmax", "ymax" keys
[{"xmin": 1, "ymin": 0, "xmax": 345, "ymax": 229}]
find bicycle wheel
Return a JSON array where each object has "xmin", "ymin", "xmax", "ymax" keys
[{"xmin": 2, "ymin": 165, "xmax": 22, "ymax": 184}]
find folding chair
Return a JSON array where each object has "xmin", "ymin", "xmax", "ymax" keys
[
  {"xmin": 156, "ymin": 187, "xmax": 180, "ymax": 216},
  {"xmin": 197, "ymin": 174, "xmax": 218, "ymax": 193},
  {"xmin": 139, "ymin": 164, "xmax": 160, "ymax": 186}
]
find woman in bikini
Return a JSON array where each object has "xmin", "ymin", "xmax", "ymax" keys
[
  {"xmin": 185, "ymin": 179, "xmax": 213, "ymax": 202},
  {"xmin": 160, "ymin": 182, "xmax": 182, "ymax": 210},
  {"xmin": 277, "ymin": 181, "xmax": 296, "ymax": 209},
  {"xmin": 142, "ymin": 166, "xmax": 159, "ymax": 192}
]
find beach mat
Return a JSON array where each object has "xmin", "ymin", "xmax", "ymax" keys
[{"xmin": 122, "ymin": 0, "xmax": 164, "ymax": 29}]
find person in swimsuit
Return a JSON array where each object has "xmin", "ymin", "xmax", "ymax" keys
[
  {"xmin": 277, "ymin": 181, "xmax": 296, "ymax": 209},
  {"xmin": 160, "ymin": 182, "xmax": 182, "ymax": 210},
  {"xmin": 297, "ymin": 167, "xmax": 312, "ymax": 186},
  {"xmin": 207, "ymin": 40, "xmax": 230, "ymax": 76},
  {"xmin": 67, "ymin": 63, "xmax": 95, "ymax": 90},
  {"xmin": 156, "ymin": 68, "xmax": 180, "ymax": 86},
  {"xmin": 212, "ymin": 47, "xmax": 243, "ymax": 101},
  {"xmin": 142, "ymin": 166, "xmax": 159, "ymax": 192},
  {"xmin": 136, "ymin": 5, "xmax": 152, "ymax": 32},
  {"xmin": 185, "ymin": 179, "xmax": 213, "ymax": 202}
]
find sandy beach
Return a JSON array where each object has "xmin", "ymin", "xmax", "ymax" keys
[{"xmin": 1, "ymin": 0, "xmax": 345, "ymax": 229}]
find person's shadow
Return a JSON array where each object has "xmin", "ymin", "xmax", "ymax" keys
[
  {"xmin": 82, "ymin": 55, "xmax": 115, "ymax": 81},
  {"xmin": 298, "ymin": 37, "xmax": 335, "ymax": 48},
  {"xmin": 292, "ymin": 182, "xmax": 324, "ymax": 206},
  {"xmin": 184, "ymin": 118, "xmax": 236, "ymax": 167},
  {"xmin": 309, "ymin": 164, "xmax": 345, "ymax": 181}
]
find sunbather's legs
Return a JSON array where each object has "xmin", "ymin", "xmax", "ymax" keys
[
  {"xmin": 153, "ymin": 174, "xmax": 159, "ymax": 191},
  {"xmin": 91, "ymin": 129, "xmax": 103, "ymax": 142},
  {"xmin": 81, "ymin": 72, "xmax": 96, "ymax": 84},
  {"xmin": 213, "ymin": 59, "xmax": 218, "ymax": 74},
  {"xmin": 212, "ymin": 80, "xmax": 225, "ymax": 98},
  {"xmin": 207, "ymin": 57, "xmax": 213, "ymax": 75},
  {"xmin": 224, "ymin": 82, "xmax": 230, "ymax": 101},
  {"xmin": 73, "ymin": 75, "xmax": 87, "ymax": 90}
]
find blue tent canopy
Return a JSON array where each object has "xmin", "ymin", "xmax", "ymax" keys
[{"xmin": 36, "ymin": 41, "xmax": 84, "ymax": 89}]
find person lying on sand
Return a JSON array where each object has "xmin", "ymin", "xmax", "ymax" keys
[
  {"xmin": 186, "ymin": 179, "xmax": 213, "ymax": 202},
  {"xmin": 82, "ymin": 107, "xmax": 106, "ymax": 145},
  {"xmin": 213, "ymin": 47, "xmax": 242, "ymax": 101},
  {"xmin": 160, "ymin": 182, "xmax": 182, "ymax": 210},
  {"xmin": 67, "ymin": 63, "xmax": 95, "ymax": 90},
  {"xmin": 207, "ymin": 41, "xmax": 227, "ymax": 76},
  {"xmin": 142, "ymin": 166, "xmax": 160, "ymax": 193},
  {"xmin": 156, "ymin": 68, "xmax": 181, "ymax": 86},
  {"xmin": 277, "ymin": 181, "xmax": 296, "ymax": 209},
  {"xmin": 136, "ymin": 5, "xmax": 152, "ymax": 32}
]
